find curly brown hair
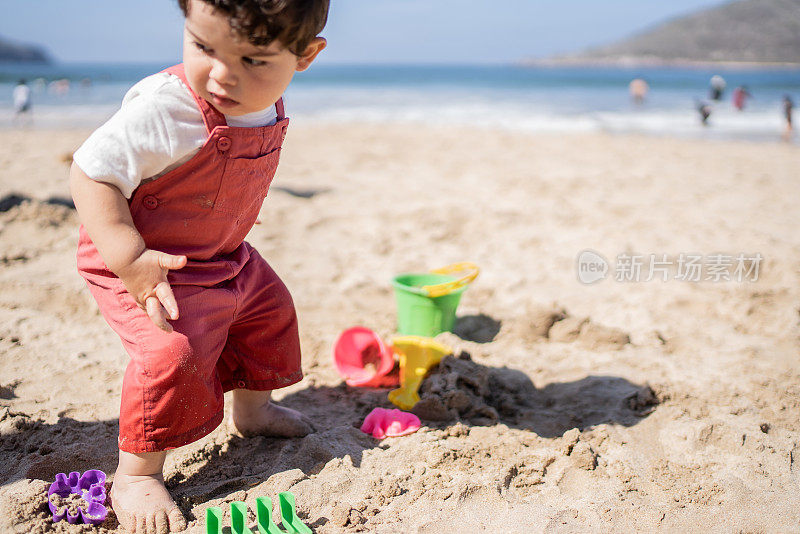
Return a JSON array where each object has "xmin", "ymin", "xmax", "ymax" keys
[{"xmin": 177, "ymin": 0, "xmax": 329, "ymax": 56}]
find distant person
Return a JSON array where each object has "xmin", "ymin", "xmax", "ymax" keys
[
  {"xmin": 709, "ymin": 75, "xmax": 726, "ymax": 101},
  {"xmin": 732, "ymin": 85, "xmax": 751, "ymax": 111},
  {"xmin": 629, "ymin": 78, "xmax": 649, "ymax": 105},
  {"xmin": 49, "ymin": 78, "xmax": 70, "ymax": 96},
  {"xmin": 12, "ymin": 79, "xmax": 32, "ymax": 125},
  {"xmin": 783, "ymin": 94, "xmax": 794, "ymax": 141},
  {"xmin": 68, "ymin": 0, "xmax": 328, "ymax": 532},
  {"xmin": 695, "ymin": 99, "xmax": 712, "ymax": 126}
]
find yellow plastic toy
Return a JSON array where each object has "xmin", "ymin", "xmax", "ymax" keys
[
  {"xmin": 423, "ymin": 262, "xmax": 480, "ymax": 297},
  {"xmin": 387, "ymin": 336, "xmax": 453, "ymax": 410}
]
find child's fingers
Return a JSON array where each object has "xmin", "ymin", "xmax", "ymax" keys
[
  {"xmin": 155, "ymin": 252, "xmax": 187, "ymax": 271},
  {"xmin": 154, "ymin": 281, "xmax": 179, "ymax": 320},
  {"xmin": 145, "ymin": 296, "xmax": 173, "ymax": 333}
]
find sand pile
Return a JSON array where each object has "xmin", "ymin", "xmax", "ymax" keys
[{"xmin": 413, "ymin": 352, "xmax": 659, "ymax": 430}]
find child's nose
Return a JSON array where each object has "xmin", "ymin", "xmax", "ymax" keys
[{"xmin": 209, "ymin": 59, "xmax": 236, "ymax": 86}]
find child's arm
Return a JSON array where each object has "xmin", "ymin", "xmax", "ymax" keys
[{"xmin": 70, "ymin": 163, "xmax": 186, "ymax": 332}]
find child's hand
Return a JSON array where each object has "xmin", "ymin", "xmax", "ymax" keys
[{"xmin": 116, "ymin": 249, "xmax": 188, "ymax": 333}]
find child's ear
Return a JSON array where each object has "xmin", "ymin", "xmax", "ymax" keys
[{"xmin": 296, "ymin": 37, "xmax": 326, "ymax": 72}]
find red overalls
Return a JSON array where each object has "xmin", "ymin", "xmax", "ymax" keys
[{"xmin": 77, "ymin": 64, "xmax": 302, "ymax": 454}]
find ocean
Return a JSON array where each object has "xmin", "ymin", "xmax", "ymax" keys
[{"xmin": 1, "ymin": 62, "xmax": 799, "ymax": 142}]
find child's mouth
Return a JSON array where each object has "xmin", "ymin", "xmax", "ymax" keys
[{"xmin": 209, "ymin": 92, "xmax": 238, "ymax": 108}]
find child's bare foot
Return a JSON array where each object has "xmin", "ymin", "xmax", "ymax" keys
[
  {"xmin": 231, "ymin": 389, "xmax": 314, "ymax": 438},
  {"xmin": 112, "ymin": 452, "xmax": 187, "ymax": 533}
]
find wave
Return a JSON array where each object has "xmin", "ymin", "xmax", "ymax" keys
[{"xmin": 0, "ymin": 64, "xmax": 794, "ymax": 142}]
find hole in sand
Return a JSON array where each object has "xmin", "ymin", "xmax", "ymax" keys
[{"xmin": 452, "ymin": 314, "xmax": 502, "ymax": 343}]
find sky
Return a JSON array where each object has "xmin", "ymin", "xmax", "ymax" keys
[{"xmin": 1, "ymin": 0, "xmax": 731, "ymax": 65}]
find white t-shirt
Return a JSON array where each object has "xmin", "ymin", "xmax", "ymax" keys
[
  {"xmin": 73, "ymin": 72, "xmax": 279, "ymax": 198},
  {"xmin": 13, "ymin": 84, "xmax": 31, "ymax": 109}
]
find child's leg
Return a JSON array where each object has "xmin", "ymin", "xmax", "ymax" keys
[
  {"xmin": 112, "ymin": 450, "xmax": 187, "ymax": 533},
  {"xmin": 222, "ymin": 248, "xmax": 312, "ymax": 438},
  {"xmin": 80, "ymin": 279, "xmax": 239, "ymax": 532},
  {"xmin": 230, "ymin": 388, "xmax": 313, "ymax": 437}
]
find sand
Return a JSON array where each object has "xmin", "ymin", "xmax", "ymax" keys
[{"xmin": 0, "ymin": 123, "xmax": 798, "ymax": 532}]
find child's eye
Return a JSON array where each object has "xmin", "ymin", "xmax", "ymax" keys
[
  {"xmin": 194, "ymin": 41, "xmax": 212, "ymax": 54},
  {"xmin": 242, "ymin": 57, "xmax": 267, "ymax": 67}
]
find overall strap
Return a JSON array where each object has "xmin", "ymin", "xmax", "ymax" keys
[
  {"xmin": 275, "ymin": 97, "xmax": 285, "ymax": 120},
  {"xmin": 162, "ymin": 64, "xmax": 227, "ymax": 133}
]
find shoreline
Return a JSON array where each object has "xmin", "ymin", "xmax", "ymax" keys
[
  {"xmin": 1, "ymin": 117, "xmax": 795, "ymax": 148},
  {"xmin": 521, "ymin": 57, "xmax": 800, "ymax": 71}
]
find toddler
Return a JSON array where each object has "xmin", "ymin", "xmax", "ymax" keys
[{"xmin": 69, "ymin": 1, "xmax": 328, "ymax": 532}]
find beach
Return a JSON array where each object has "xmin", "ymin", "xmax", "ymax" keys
[{"xmin": 0, "ymin": 123, "xmax": 799, "ymax": 532}]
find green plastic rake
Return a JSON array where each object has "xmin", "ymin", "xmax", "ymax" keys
[{"xmin": 205, "ymin": 492, "xmax": 312, "ymax": 534}]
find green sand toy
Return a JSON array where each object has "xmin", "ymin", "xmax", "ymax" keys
[
  {"xmin": 392, "ymin": 262, "xmax": 479, "ymax": 337},
  {"xmin": 205, "ymin": 506, "xmax": 224, "ymax": 534},
  {"xmin": 276, "ymin": 493, "xmax": 312, "ymax": 534},
  {"xmin": 206, "ymin": 493, "xmax": 312, "ymax": 534},
  {"xmin": 232, "ymin": 501, "xmax": 253, "ymax": 534}
]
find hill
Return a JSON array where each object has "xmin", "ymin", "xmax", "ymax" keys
[
  {"xmin": 542, "ymin": 0, "xmax": 800, "ymax": 66},
  {"xmin": 0, "ymin": 35, "xmax": 50, "ymax": 63}
]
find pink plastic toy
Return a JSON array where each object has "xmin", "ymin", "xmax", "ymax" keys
[
  {"xmin": 333, "ymin": 327, "xmax": 396, "ymax": 387},
  {"xmin": 360, "ymin": 407, "xmax": 421, "ymax": 439}
]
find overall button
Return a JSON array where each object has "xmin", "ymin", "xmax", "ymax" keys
[
  {"xmin": 142, "ymin": 195, "xmax": 158, "ymax": 210},
  {"xmin": 236, "ymin": 380, "xmax": 246, "ymax": 389},
  {"xmin": 217, "ymin": 136, "xmax": 232, "ymax": 152}
]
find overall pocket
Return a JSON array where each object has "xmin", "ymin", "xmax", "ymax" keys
[{"xmin": 213, "ymin": 147, "xmax": 282, "ymax": 216}]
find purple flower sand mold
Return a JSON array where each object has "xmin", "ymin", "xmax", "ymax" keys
[{"xmin": 47, "ymin": 469, "xmax": 108, "ymax": 526}]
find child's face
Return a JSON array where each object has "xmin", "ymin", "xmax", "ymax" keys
[{"xmin": 182, "ymin": 0, "xmax": 325, "ymax": 116}]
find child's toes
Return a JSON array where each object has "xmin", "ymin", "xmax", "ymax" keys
[
  {"xmin": 168, "ymin": 507, "xmax": 187, "ymax": 532},
  {"xmin": 301, "ymin": 414, "xmax": 317, "ymax": 433}
]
